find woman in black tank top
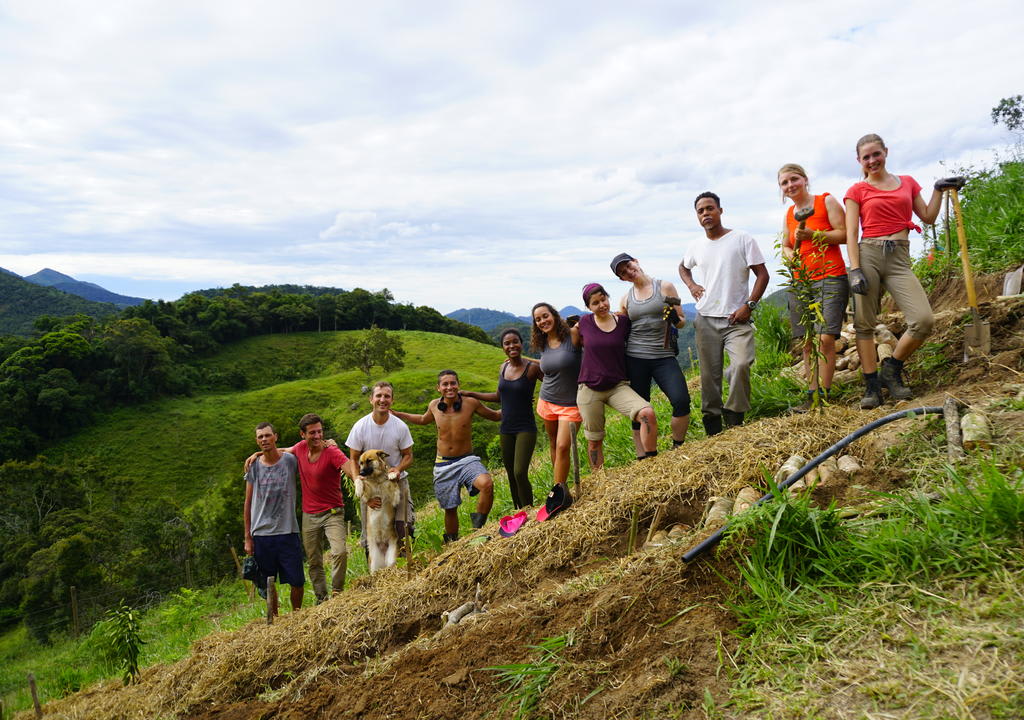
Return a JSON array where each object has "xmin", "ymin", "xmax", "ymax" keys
[{"xmin": 461, "ymin": 329, "xmax": 540, "ymax": 508}]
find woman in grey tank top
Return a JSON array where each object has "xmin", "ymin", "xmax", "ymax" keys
[
  {"xmin": 530, "ymin": 302, "xmax": 582, "ymax": 492},
  {"xmin": 611, "ymin": 254, "xmax": 691, "ymax": 453}
]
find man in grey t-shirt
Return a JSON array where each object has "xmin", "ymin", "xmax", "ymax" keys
[{"xmin": 244, "ymin": 422, "xmax": 305, "ymax": 616}]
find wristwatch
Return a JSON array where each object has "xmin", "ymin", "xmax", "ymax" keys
[{"xmin": 746, "ymin": 300, "xmax": 758, "ymax": 311}]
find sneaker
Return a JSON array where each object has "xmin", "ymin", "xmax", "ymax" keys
[{"xmin": 879, "ymin": 357, "xmax": 913, "ymax": 400}]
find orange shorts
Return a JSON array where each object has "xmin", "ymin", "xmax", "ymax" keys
[{"xmin": 536, "ymin": 398, "xmax": 582, "ymax": 423}]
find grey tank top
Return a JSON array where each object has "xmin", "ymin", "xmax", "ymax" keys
[
  {"xmin": 625, "ymin": 278, "xmax": 674, "ymax": 359},
  {"xmin": 539, "ymin": 337, "xmax": 582, "ymax": 407}
]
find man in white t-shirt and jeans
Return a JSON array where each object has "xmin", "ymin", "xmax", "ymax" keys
[
  {"xmin": 345, "ymin": 381, "xmax": 416, "ymax": 553},
  {"xmin": 679, "ymin": 191, "xmax": 770, "ymax": 436}
]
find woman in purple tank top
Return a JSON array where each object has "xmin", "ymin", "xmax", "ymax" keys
[{"xmin": 572, "ymin": 283, "xmax": 658, "ymax": 471}]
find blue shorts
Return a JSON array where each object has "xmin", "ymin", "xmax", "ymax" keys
[
  {"xmin": 252, "ymin": 533, "xmax": 305, "ymax": 588},
  {"xmin": 432, "ymin": 455, "xmax": 487, "ymax": 510}
]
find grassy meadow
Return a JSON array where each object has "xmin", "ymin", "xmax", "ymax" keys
[{"xmin": 48, "ymin": 330, "xmax": 507, "ymax": 509}]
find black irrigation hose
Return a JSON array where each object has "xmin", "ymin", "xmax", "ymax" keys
[{"xmin": 682, "ymin": 405, "xmax": 945, "ymax": 563}]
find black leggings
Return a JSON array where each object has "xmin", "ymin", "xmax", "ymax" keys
[
  {"xmin": 500, "ymin": 431, "xmax": 537, "ymax": 508},
  {"xmin": 626, "ymin": 355, "xmax": 691, "ymax": 430}
]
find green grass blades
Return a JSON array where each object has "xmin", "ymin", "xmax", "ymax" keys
[{"xmin": 486, "ymin": 632, "xmax": 574, "ymax": 720}]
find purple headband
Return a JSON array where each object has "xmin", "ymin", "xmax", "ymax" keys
[{"xmin": 582, "ymin": 282, "xmax": 606, "ymax": 305}]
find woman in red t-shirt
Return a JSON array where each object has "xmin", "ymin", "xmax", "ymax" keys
[
  {"xmin": 844, "ymin": 133, "xmax": 958, "ymax": 410},
  {"xmin": 778, "ymin": 163, "xmax": 849, "ymax": 411}
]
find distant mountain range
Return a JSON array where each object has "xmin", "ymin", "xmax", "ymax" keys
[
  {"xmin": 446, "ymin": 306, "xmax": 587, "ymax": 332},
  {"xmin": 21, "ymin": 268, "xmax": 146, "ymax": 308},
  {"xmin": 0, "ymin": 268, "xmax": 120, "ymax": 335},
  {"xmin": 447, "ymin": 301, "xmax": 695, "ymax": 333}
]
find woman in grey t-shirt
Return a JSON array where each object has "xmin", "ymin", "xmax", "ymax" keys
[
  {"xmin": 611, "ymin": 253, "xmax": 691, "ymax": 452},
  {"xmin": 530, "ymin": 302, "xmax": 582, "ymax": 490}
]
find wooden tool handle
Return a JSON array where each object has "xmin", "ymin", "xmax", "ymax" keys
[{"xmin": 949, "ymin": 189, "xmax": 979, "ymax": 310}]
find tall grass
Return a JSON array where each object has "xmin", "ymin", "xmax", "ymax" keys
[
  {"xmin": 722, "ymin": 449, "xmax": 1024, "ymax": 718},
  {"xmin": 916, "ymin": 154, "xmax": 1024, "ymax": 289},
  {"xmin": 748, "ymin": 303, "xmax": 801, "ymax": 418},
  {"xmin": 724, "ymin": 456, "xmax": 1024, "ymax": 637}
]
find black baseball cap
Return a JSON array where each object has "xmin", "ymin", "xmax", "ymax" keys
[
  {"xmin": 610, "ymin": 253, "xmax": 635, "ymax": 277},
  {"xmin": 536, "ymin": 483, "xmax": 573, "ymax": 522}
]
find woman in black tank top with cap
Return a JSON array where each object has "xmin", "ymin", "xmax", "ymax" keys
[{"xmin": 461, "ymin": 329, "xmax": 541, "ymax": 508}]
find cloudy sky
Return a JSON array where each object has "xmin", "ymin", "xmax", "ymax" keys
[{"xmin": 0, "ymin": 0, "xmax": 1021, "ymax": 315}]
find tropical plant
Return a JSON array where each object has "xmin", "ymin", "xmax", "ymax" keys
[{"xmin": 104, "ymin": 603, "xmax": 145, "ymax": 685}]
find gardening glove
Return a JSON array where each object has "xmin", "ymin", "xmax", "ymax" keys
[
  {"xmin": 849, "ymin": 268, "xmax": 868, "ymax": 295},
  {"xmin": 661, "ymin": 301, "xmax": 682, "ymax": 324},
  {"xmin": 934, "ymin": 176, "xmax": 966, "ymax": 191}
]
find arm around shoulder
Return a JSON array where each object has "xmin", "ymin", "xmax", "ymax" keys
[
  {"xmin": 391, "ymin": 404, "xmax": 436, "ymax": 426},
  {"xmin": 471, "ymin": 396, "xmax": 502, "ymax": 422}
]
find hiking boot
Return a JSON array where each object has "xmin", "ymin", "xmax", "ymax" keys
[
  {"xmin": 723, "ymin": 410, "xmax": 744, "ymax": 428},
  {"xmin": 860, "ymin": 373, "xmax": 882, "ymax": 410},
  {"xmin": 703, "ymin": 413, "xmax": 723, "ymax": 437},
  {"xmin": 791, "ymin": 391, "xmax": 816, "ymax": 414},
  {"xmin": 442, "ymin": 532, "xmax": 459, "ymax": 544},
  {"xmin": 879, "ymin": 357, "xmax": 913, "ymax": 400},
  {"xmin": 470, "ymin": 512, "xmax": 488, "ymax": 529}
]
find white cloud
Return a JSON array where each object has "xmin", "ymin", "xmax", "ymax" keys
[{"xmin": 0, "ymin": 0, "xmax": 1021, "ymax": 313}]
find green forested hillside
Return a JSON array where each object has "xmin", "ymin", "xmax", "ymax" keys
[
  {"xmin": 55, "ymin": 330, "xmax": 506, "ymax": 508},
  {"xmin": 1, "ymin": 330, "xmax": 505, "ymax": 642},
  {"xmin": 0, "ymin": 270, "xmax": 118, "ymax": 335}
]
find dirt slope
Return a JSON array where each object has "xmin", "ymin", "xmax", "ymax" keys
[{"xmin": 35, "ymin": 292, "xmax": 1024, "ymax": 720}]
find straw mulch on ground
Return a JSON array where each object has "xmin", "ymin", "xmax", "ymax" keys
[{"xmin": 39, "ymin": 405, "xmax": 893, "ymax": 720}]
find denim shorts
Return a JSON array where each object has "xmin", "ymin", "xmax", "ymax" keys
[{"xmin": 432, "ymin": 455, "xmax": 487, "ymax": 510}]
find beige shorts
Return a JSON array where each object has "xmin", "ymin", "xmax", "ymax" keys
[{"xmin": 577, "ymin": 381, "xmax": 651, "ymax": 441}]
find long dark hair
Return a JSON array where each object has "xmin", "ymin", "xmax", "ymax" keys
[{"xmin": 529, "ymin": 302, "xmax": 570, "ymax": 352}]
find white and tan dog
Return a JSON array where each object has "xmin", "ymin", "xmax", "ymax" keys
[{"xmin": 355, "ymin": 449, "xmax": 402, "ymax": 573}]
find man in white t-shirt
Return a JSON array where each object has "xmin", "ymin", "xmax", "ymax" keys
[
  {"xmin": 345, "ymin": 381, "xmax": 416, "ymax": 551},
  {"xmin": 678, "ymin": 191, "xmax": 769, "ymax": 436}
]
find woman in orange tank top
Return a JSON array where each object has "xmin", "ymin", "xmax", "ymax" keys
[{"xmin": 778, "ymin": 163, "xmax": 849, "ymax": 412}]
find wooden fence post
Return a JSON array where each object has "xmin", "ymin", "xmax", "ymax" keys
[
  {"xmin": 569, "ymin": 422, "xmax": 581, "ymax": 497},
  {"xmin": 229, "ymin": 546, "xmax": 242, "ymax": 577},
  {"xmin": 28, "ymin": 672, "xmax": 42, "ymax": 718},
  {"xmin": 340, "ymin": 521, "xmax": 350, "ymax": 590},
  {"xmin": 266, "ymin": 577, "xmax": 276, "ymax": 625}
]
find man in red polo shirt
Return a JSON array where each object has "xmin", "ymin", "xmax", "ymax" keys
[{"xmin": 292, "ymin": 413, "xmax": 355, "ymax": 603}]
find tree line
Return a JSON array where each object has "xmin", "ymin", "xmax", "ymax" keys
[{"xmin": 0, "ymin": 285, "xmax": 487, "ymax": 462}]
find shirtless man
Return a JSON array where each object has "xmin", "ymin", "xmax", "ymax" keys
[{"xmin": 391, "ymin": 369, "xmax": 500, "ymax": 543}]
